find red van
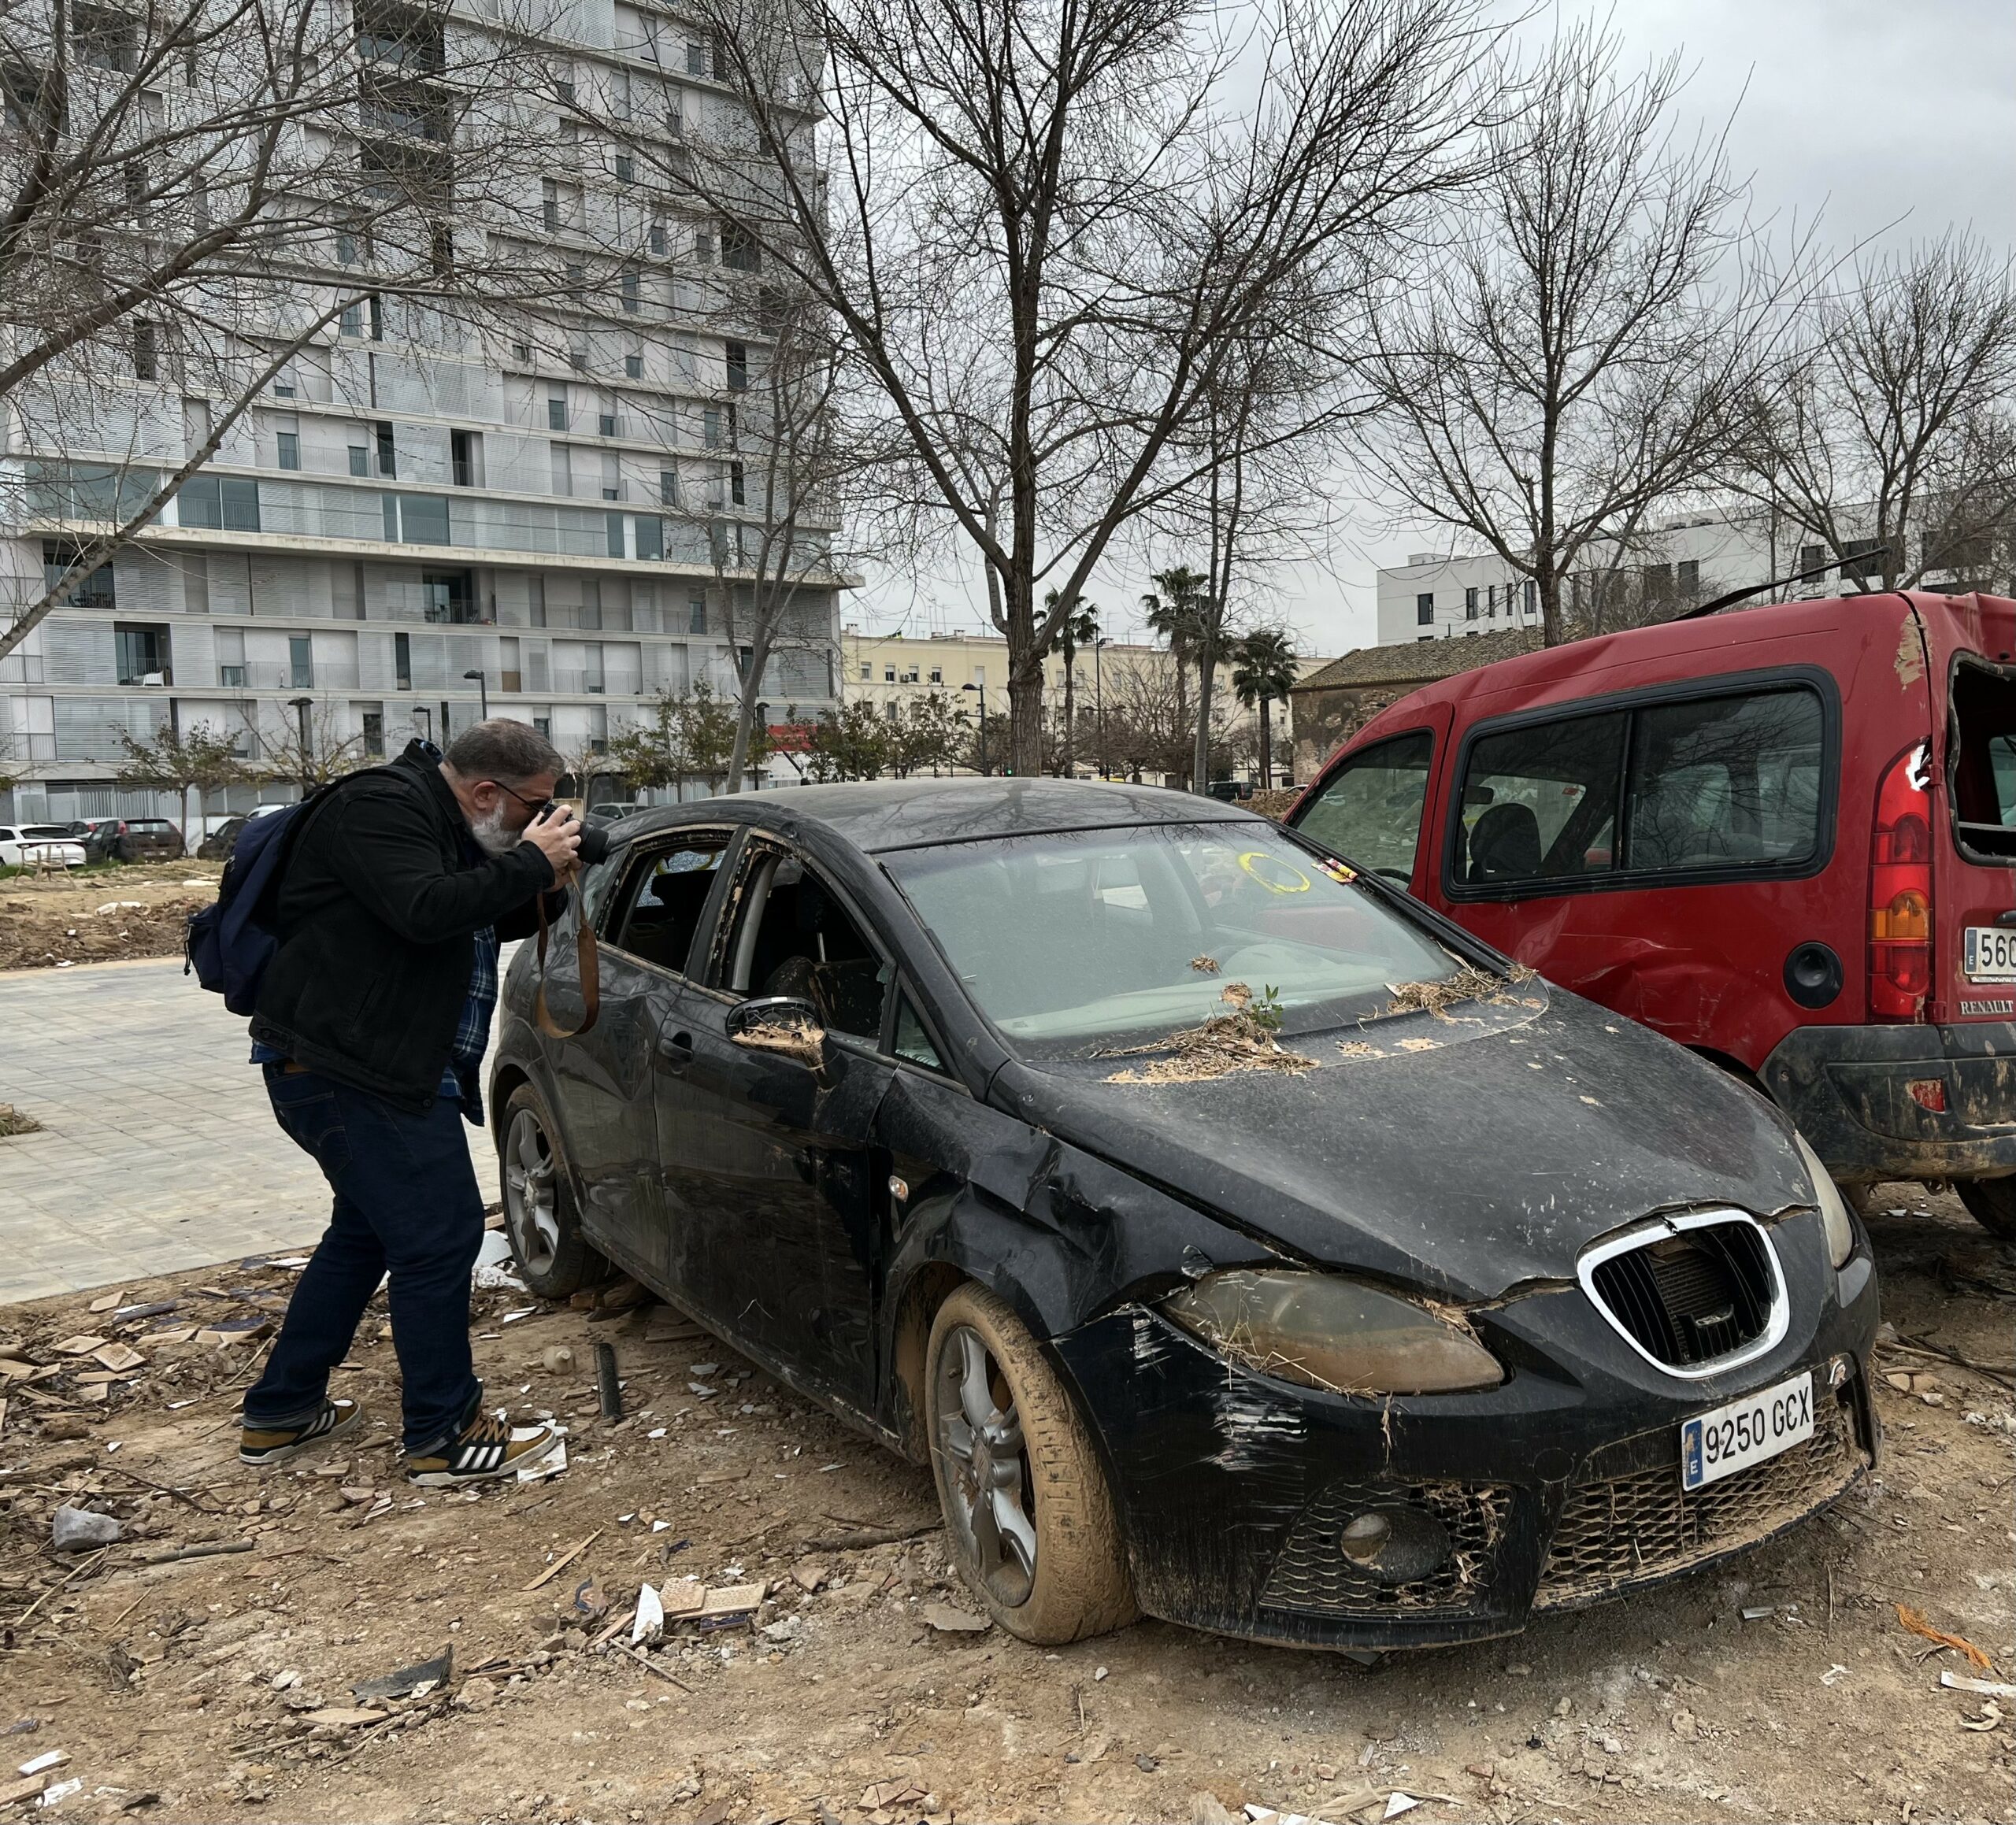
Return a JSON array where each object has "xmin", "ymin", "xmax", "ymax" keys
[{"xmin": 1288, "ymin": 591, "xmax": 2016, "ymax": 1239}]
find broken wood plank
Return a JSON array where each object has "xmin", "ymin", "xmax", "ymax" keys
[{"xmin": 521, "ymin": 1529, "xmax": 602, "ymax": 1592}]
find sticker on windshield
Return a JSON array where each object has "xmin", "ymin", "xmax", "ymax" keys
[
  {"xmin": 1316, "ymin": 857, "xmax": 1356, "ymax": 883},
  {"xmin": 1238, "ymin": 852, "xmax": 1312, "ymax": 894}
]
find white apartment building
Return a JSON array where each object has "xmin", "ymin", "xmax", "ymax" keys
[
  {"xmin": 1373, "ymin": 507, "xmax": 1820, "ymax": 647},
  {"xmin": 1, "ymin": 2, "xmax": 841, "ymax": 826}
]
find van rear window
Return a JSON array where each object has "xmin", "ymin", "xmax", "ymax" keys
[{"xmin": 1951, "ymin": 658, "xmax": 2016, "ymax": 861}]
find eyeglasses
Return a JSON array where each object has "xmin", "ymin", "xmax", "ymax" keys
[{"xmin": 486, "ymin": 781, "xmax": 554, "ymax": 818}]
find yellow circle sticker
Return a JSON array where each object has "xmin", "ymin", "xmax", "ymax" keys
[{"xmin": 1238, "ymin": 851, "xmax": 1311, "ymax": 894}]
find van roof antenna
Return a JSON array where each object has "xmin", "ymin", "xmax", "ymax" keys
[{"xmin": 1675, "ymin": 546, "xmax": 1893, "ymax": 620}]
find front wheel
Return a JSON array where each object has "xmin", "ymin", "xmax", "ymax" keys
[
  {"xmin": 498, "ymin": 1084, "xmax": 606, "ymax": 1298},
  {"xmin": 1957, "ymin": 1178, "xmax": 2016, "ymax": 1244},
  {"xmin": 925, "ymin": 1283, "xmax": 1136, "ymax": 1644}
]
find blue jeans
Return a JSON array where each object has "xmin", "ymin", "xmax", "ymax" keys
[{"xmin": 244, "ymin": 1064, "xmax": 484, "ymax": 1455}]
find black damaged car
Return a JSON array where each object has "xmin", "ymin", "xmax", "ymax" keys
[{"xmin": 490, "ymin": 779, "xmax": 1879, "ymax": 1649}]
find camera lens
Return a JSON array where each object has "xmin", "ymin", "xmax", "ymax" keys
[{"xmin": 576, "ymin": 822, "xmax": 610, "ymax": 867}]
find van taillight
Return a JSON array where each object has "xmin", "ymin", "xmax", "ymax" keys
[{"xmin": 1870, "ymin": 742, "xmax": 1933, "ymax": 1020}]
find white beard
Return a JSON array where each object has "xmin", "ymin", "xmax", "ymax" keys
[{"xmin": 469, "ymin": 805, "xmax": 517, "ymax": 857}]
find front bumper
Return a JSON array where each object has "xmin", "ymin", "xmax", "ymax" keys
[
  {"xmin": 1760, "ymin": 1020, "xmax": 2016, "ymax": 1183},
  {"xmin": 1050, "ymin": 1238, "xmax": 1879, "ymax": 1652}
]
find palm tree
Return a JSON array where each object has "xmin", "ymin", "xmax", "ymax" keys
[
  {"xmin": 1231, "ymin": 627, "xmax": 1299, "ymax": 790},
  {"xmin": 1140, "ymin": 566, "xmax": 1213, "ymax": 786},
  {"xmin": 1046, "ymin": 590, "xmax": 1100, "ymax": 776}
]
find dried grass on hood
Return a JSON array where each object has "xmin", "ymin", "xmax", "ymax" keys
[
  {"xmin": 1384, "ymin": 963, "xmax": 1539, "ymax": 1021},
  {"xmin": 1100, "ymin": 983, "xmax": 1317, "ymax": 1085}
]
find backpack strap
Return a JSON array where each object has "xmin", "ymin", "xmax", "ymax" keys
[{"xmin": 532, "ymin": 879, "xmax": 601, "ymax": 1038}]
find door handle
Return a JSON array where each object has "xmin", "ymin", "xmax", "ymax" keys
[{"xmin": 657, "ymin": 1030, "xmax": 694, "ymax": 1067}]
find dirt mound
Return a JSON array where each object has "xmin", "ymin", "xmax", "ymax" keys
[{"xmin": 0, "ymin": 862, "xmax": 220, "ymax": 972}]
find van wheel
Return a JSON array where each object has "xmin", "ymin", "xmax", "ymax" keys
[
  {"xmin": 924, "ymin": 1283, "xmax": 1137, "ymax": 1645},
  {"xmin": 1956, "ymin": 1179, "xmax": 2016, "ymax": 1244},
  {"xmin": 499, "ymin": 1084, "xmax": 606, "ymax": 1298}
]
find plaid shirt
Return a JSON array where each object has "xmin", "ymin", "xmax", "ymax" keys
[{"xmin": 446, "ymin": 924, "xmax": 499, "ymax": 1123}]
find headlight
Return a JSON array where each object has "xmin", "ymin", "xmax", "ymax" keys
[
  {"xmin": 1162, "ymin": 1268, "xmax": 1504, "ymax": 1395},
  {"xmin": 1792, "ymin": 1131, "xmax": 1856, "ymax": 1268}
]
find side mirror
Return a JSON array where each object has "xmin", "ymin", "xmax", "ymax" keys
[{"xmin": 727, "ymin": 996, "xmax": 827, "ymax": 1069}]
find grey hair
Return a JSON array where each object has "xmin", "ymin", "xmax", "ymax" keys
[{"xmin": 443, "ymin": 718, "xmax": 566, "ymax": 787}]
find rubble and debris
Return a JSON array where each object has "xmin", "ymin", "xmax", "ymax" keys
[
  {"xmin": 471, "ymin": 1234, "xmax": 526, "ymax": 1294},
  {"xmin": 920, "ymin": 1603, "xmax": 988, "ymax": 1634},
  {"xmin": 632, "ymin": 1584, "xmax": 665, "ymax": 1644},
  {"xmin": 50, "ymin": 1507, "xmax": 120, "ymax": 1551},
  {"xmin": 1940, "ymin": 1671, "xmax": 2016, "ymax": 1698},
  {"xmin": 350, "ymin": 1649, "xmax": 452, "ymax": 1705},
  {"xmin": 1894, "ymin": 1604, "xmax": 1994, "ymax": 1670},
  {"xmin": 595, "ymin": 1341, "xmax": 622, "ymax": 1420},
  {"xmin": 521, "ymin": 1530, "xmax": 602, "ymax": 1591}
]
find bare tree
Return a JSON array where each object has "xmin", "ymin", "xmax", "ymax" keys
[
  {"xmin": 1731, "ymin": 233, "xmax": 2016, "ymax": 593},
  {"xmin": 667, "ymin": 0, "xmax": 1492, "ymax": 775},
  {"xmin": 1354, "ymin": 24, "xmax": 1773, "ymax": 646},
  {"xmin": 113, "ymin": 719, "xmax": 246, "ymax": 843}
]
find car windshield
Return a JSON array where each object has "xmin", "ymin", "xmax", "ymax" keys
[{"xmin": 884, "ymin": 822, "xmax": 1462, "ymax": 1053}]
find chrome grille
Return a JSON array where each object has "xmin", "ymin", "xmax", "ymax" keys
[
  {"xmin": 1583, "ymin": 1212, "xmax": 1783, "ymax": 1375},
  {"xmin": 1532, "ymin": 1383, "xmax": 1866, "ymax": 1611}
]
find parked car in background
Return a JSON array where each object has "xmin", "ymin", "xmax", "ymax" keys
[
  {"xmin": 0, "ymin": 824, "xmax": 87, "ymax": 869},
  {"xmin": 491, "ymin": 779, "xmax": 1876, "ymax": 1653},
  {"xmin": 1290, "ymin": 589, "xmax": 2016, "ymax": 1240},
  {"xmin": 587, "ymin": 801, "xmax": 645, "ymax": 821},
  {"xmin": 83, "ymin": 818, "xmax": 187, "ymax": 864},
  {"xmin": 194, "ymin": 804, "xmax": 286, "ymax": 862}
]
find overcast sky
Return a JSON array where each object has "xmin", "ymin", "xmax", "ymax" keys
[{"xmin": 856, "ymin": 0, "xmax": 2016, "ymax": 660}]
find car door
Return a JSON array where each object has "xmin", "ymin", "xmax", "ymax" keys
[
  {"xmin": 547, "ymin": 828, "xmax": 732, "ymax": 1283},
  {"xmin": 1288, "ymin": 713, "xmax": 1451, "ymax": 894},
  {"xmin": 656, "ymin": 835, "xmax": 894, "ymax": 1415}
]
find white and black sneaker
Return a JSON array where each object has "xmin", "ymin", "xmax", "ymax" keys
[
  {"xmin": 239, "ymin": 1397, "xmax": 365, "ymax": 1468},
  {"xmin": 404, "ymin": 1412, "xmax": 559, "ymax": 1486}
]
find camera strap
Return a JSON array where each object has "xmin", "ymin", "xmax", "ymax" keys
[{"xmin": 532, "ymin": 880, "xmax": 601, "ymax": 1038}]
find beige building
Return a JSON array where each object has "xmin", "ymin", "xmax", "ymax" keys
[{"xmin": 839, "ymin": 626, "xmax": 1328, "ymax": 783}]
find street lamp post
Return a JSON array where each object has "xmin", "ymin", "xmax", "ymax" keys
[
  {"xmin": 1093, "ymin": 639, "xmax": 1110, "ymax": 781},
  {"xmin": 462, "ymin": 668, "xmax": 487, "ymax": 720},
  {"xmin": 959, "ymin": 682, "xmax": 988, "ymax": 774},
  {"xmin": 287, "ymin": 696, "xmax": 313, "ymax": 801}
]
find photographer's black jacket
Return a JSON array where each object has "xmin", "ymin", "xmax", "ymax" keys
[{"xmin": 249, "ymin": 741, "xmax": 558, "ymax": 1109}]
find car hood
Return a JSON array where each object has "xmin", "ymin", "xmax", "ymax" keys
[{"xmin": 997, "ymin": 987, "xmax": 1816, "ymax": 1302}]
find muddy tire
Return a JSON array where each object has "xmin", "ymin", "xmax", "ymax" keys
[
  {"xmin": 924, "ymin": 1282, "xmax": 1136, "ymax": 1645},
  {"xmin": 1957, "ymin": 1178, "xmax": 2016, "ymax": 1244},
  {"xmin": 499, "ymin": 1083, "xmax": 606, "ymax": 1298}
]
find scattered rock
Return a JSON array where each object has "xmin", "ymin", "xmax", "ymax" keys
[
  {"xmin": 51, "ymin": 1505, "xmax": 120, "ymax": 1551},
  {"xmin": 456, "ymin": 1677, "xmax": 498, "ymax": 1714},
  {"xmin": 1671, "ymin": 1710, "xmax": 1698, "ymax": 1739},
  {"xmin": 921, "ymin": 1602, "xmax": 989, "ymax": 1634}
]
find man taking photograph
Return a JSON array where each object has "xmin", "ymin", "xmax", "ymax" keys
[{"xmin": 235, "ymin": 720, "xmax": 582, "ymax": 1483}]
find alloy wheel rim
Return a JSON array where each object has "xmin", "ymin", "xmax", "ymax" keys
[
  {"xmin": 934, "ymin": 1325, "xmax": 1037, "ymax": 1607},
  {"xmin": 503, "ymin": 1108, "xmax": 561, "ymax": 1275}
]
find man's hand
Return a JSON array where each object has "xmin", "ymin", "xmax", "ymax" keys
[{"xmin": 521, "ymin": 803, "xmax": 582, "ymax": 881}]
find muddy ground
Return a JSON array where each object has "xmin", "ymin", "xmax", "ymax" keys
[
  {"xmin": 0, "ymin": 863, "xmax": 223, "ymax": 973},
  {"xmin": 0, "ymin": 1194, "xmax": 2009, "ymax": 1825}
]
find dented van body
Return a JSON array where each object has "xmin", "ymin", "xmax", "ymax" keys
[
  {"xmin": 491, "ymin": 779, "xmax": 1878, "ymax": 1652},
  {"xmin": 1292, "ymin": 593, "xmax": 2016, "ymax": 1238}
]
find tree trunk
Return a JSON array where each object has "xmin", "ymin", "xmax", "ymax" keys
[
  {"xmin": 726, "ymin": 632, "xmax": 771, "ymax": 793},
  {"xmin": 1061, "ymin": 657, "xmax": 1075, "ymax": 776},
  {"xmin": 1007, "ymin": 657, "xmax": 1044, "ymax": 777},
  {"xmin": 1191, "ymin": 653, "xmax": 1216, "ymax": 795},
  {"xmin": 1258, "ymin": 698, "xmax": 1273, "ymax": 790}
]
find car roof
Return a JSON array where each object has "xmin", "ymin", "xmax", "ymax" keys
[{"xmin": 613, "ymin": 777, "xmax": 1262, "ymax": 855}]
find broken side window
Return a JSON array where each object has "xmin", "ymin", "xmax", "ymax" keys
[
  {"xmin": 1951, "ymin": 657, "xmax": 2016, "ymax": 861},
  {"xmin": 609, "ymin": 835, "xmax": 731, "ymax": 975}
]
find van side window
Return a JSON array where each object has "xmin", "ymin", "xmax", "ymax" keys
[
  {"xmin": 1295, "ymin": 731, "xmax": 1433, "ymax": 879},
  {"xmin": 1626, "ymin": 690, "xmax": 1823, "ymax": 870},
  {"xmin": 1951, "ymin": 658, "xmax": 2016, "ymax": 860},
  {"xmin": 1459, "ymin": 715, "xmax": 1625, "ymax": 885},
  {"xmin": 610, "ymin": 837, "xmax": 730, "ymax": 974}
]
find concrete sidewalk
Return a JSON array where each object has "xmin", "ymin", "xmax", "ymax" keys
[{"xmin": 0, "ymin": 956, "xmax": 506, "ymax": 1303}]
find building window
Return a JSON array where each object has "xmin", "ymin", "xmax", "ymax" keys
[
  {"xmin": 858, "ymin": 662, "xmax": 870, "ymax": 681},
  {"xmin": 649, "ymin": 217, "xmax": 666, "ymax": 255},
  {"xmin": 547, "ymin": 390, "xmax": 568, "ymax": 431},
  {"xmin": 729, "ymin": 461, "xmax": 745, "ymax": 505},
  {"xmin": 702, "ymin": 408, "xmax": 721, "ymax": 448},
  {"xmin": 658, "ymin": 468, "xmax": 676, "ymax": 505},
  {"xmin": 43, "ymin": 542, "xmax": 115, "ymax": 606},
  {"xmin": 337, "ymin": 231, "xmax": 359, "ymax": 264},
  {"xmin": 349, "ymin": 445, "xmax": 369, "ymax": 476},
  {"xmin": 362, "ymin": 709, "xmax": 385, "ymax": 756},
  {"xmin": 395, "ymin": 630, "xmax": 412, "ymax": 688},
  {"xmin": 276, "ymin": 431, "xmax": 300, "ymax": 470},
  {"xmin": 178, "ymin": 475, "xmax": 261, "ymax": 531},
  {"xmin": 133, "ymin": 320, "xmax": 158, "ymax": 381},
  {"xmin": 929, "ymin": 665, "xmax": 943, "ymax": 684},
  {"xmin": 606, "ymin": 512, "xmax": 625, "ymax": 558},
  {"xmin": 687, "ymin": 593, "xmax": 707, "ymax": 634},
  {"xmin": 451, "ymin": 428, "xmax": 478, "ymax": 486},
  {"xmin": 541, "ymin": 179, "xmax": 560, "ymax": 231},
  {"xmin": 220, "ymin": 663, "xmax": 246, "ymax": 687},
  {"xmin": 634, "ymin": 516, "xmax": 663, "ymax": 561},
  {"xmin": 375, "ymin": 420, "xmax": 396, "ymax": 477},
  {"xmin": 339, "ymin": 301, "xmax": 363, "ymax": 337},
  {"xmin": 624, "ymin": 352, "xmax": 643, "ymax": 379},
  {"xmin": 288, "ymin": 635, "xmax": 313, "ymax": 688},
  {"xmin": 693, "ymin": 229, "xmax": 713, "ymax": 264},
  {"xmin": 1524, "ymin": 579, "xmax": 1537, "ymax": 615},
  {"xmin": 721, "ymin": 221, "xmax": 758, "ymax": 272},
  {"xmin": 883, "ymin": 666, "xmax": 895, "ymax": 683},
  {"xmin": 598, "ymin": 410, "xmax": 617, "ymax": 438},
  {"xmin": 368, "ymin": 293, "xmax": 384, "ymax": 341},
  {"xmin": 1677, "ymin": 558, "xmax": 1699, "ymax": 597},
  {"xmin": 725, "ymin": 340, "xmax": 747, "ymax": 391},
  {"xmin": 621, "ymin": 268, "xmax": 639, "ymax": 313},
  {"xmin": 1799, "ymin": 542, "xmax": 1825, "ymax": 573},
  {"xmin": 1416, "ymin": 592, "xmax": 1434, "ymax": 627},
  {"xmin": 685, "ymin": 39, "xmax": 706, "ymax": 74},
  {"xmin": 614, "ymin": 153, "xmax": 633, "ymax": 183},
  {"xmin": 114, "ymin": 623, "xmax": 171, "ymax": 685},
  {"xmin": 1464, "ymin": 587, "xmax": 1478, "ymax": 620},
  {"xmin": 565, "ymin": 262, "xmax": 585, "ymax": 305}
]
